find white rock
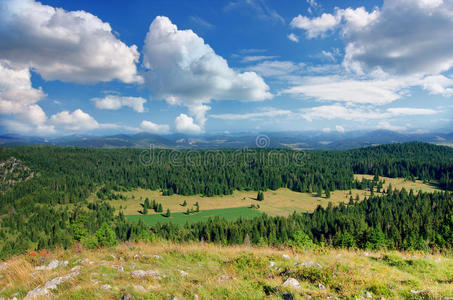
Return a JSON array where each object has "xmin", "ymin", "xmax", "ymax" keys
[
  {"xmin": 25, "ymin": 271, "xmax": 79, "ymax": 299},
  {"xmin": 282, "ymin": 278, "xmax": 301, "ymax": 289},
  {"xmin": 130, "ymin": 270, "xmax": 160, "ymax": 279},
  {"xmin": 318, "ymin": 283, "xmax": 326, "ymax": 290},
  {"xmin": 101, "ymin": 284, "xmax": 111, "ymax": 291},
  {"xmin": 282, "ymin": 254, "xmax": 291, "ymax": 260},
  {"xmin": 70, "ymin": 266, "xmax": 82, "ymax": 272},
  {"xmin": 268, "ymin": 261, "xmax": 276, "ymax": 268},
  {"xmin": 134, "ymin": 285, "xmax": 147, "ymax": 292},
  {"xmin": 179, "ymin": 270, "xmax": 189, "ymax": 276},
  {"xmin": 35, "ymin": 259, "xmax": 68, "ymax": 271},
  {"xmin": 154, "ymin": 255, "xmax": 162, "ymax": 259},
  {"xmin": 365, "ymin": 291, "xmax": 372, "ymax": 298}
]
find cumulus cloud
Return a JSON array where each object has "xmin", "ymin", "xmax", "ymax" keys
[
  {"xmin": 337, "ymin": 0, "xmax": 453, "ymax": 76},
  {"xmin": 0, "ymin": 60, "xmax": 56, "ymax": 134},
  {"xmin": 290, "ymin": 7, "xmax": 379, "ymax": 39},
  {"xmin": 0, "ymin": 0, "xmax": 142, "ymax": 83},
  {"xmin": 422, "ymin": 75, "xmax": 453, "ymax": 96},
  {"xmin": 50, "ymin": 109, "xmax": 99, "ymax": 132},
  {"xmin": 92, "ymin": 95, "xmax": 147, "ymax": 113},
  {"xmin": 140, "ymin": 120, "xmax": 170, "ymax": 134},
  {"xmin": 0, "ymin": 60, "xmax": 45, "ymax": 112},
  {"xmin": 290, "ymin": 13, "xmax": 342, "ymax": 38},
  {"xmin": 142, "ymin": 16, "xmax": 272, "ymax": 131},
  {"xmin": 174, "ymin": 114, "xmax": 203, "ymax": 134}
]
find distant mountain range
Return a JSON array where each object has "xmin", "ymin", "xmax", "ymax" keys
[{"xmin": 1, "ymin": 130, "xmax": 452, "ymax": 150}]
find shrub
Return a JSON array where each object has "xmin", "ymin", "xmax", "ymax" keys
[
  {"xmin": 289, "ymin": 231, "xmax": 314, "ymax": 250},
  {"xmin": 95, "ymin": 223, "xmax": 118, "ymax": 247}
]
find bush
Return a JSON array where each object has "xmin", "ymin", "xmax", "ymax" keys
[
  {"xmin": 289, "ymin": 231, "xmax": 314, "ymax": 250},
  {"xmin": 81, "ymin": 234, "xmax": 99, "ymax": 249},
  {"xmin": 95, "ymin": 223, "xmax": 118, "ymax": 247}
]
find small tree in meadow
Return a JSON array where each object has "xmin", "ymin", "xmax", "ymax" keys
[{"xmin": 257, "ymin": 191, "xmax": 264, "ymax": 201}]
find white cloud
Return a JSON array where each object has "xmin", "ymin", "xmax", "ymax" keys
[
  {"xmin": 211, "ymin": 108, "xmax": 292, "ymax": 120},
  {"xmin": 376, "ymin": 121, "xmax": 406, "ymax": 132},
  {"xmin": 321, "ymin": 50, "xmax": 336, "ymax": 62},
  {"xmin": 241, "ymin": 55, "xmax": 279, "ymax": 63},
  {"xmin": 50, "ymin": 109, "xmax": 99, "ymax": 132},
  {"xmin": 322, "ymin": 127, "xmax": 331, "ymax": 133},
  {"xmin": 92, "ymin": 95, "xmax": 147, "ymax": 113},
  {"xmin": 290, "ymin": 13, "xmax": 341, "ymax": 38},
  {"xmin": 174, "ymin": 113, "xmax": 203, "ymax": 134},
  {"xmin": 290, "ymin": 7, "xmax": 379, "ymax": 39},
  {"xmin": 386, "ymin": 107, "xmax": 437, "ymax": 116},
  {"xmin": 225, "ymin": 0, "xmax": 284, "ymax": 24},
  {"xmin": 335, "ymin": 125, "xmax": 345, "ymax": 133},
  {"xmin": 0, "ymin": 60, "xmax": 45, "ymax": 114},
  {"xmin": 0, "ymin": 60, "xmax": 55, "ymax": 134},
  {"xmin": 283, "ymin": 76, "xmax": 410, "ymax": 105},
  {"xmin": 0, "ymin": 0, "xmax": 142, "ymax": 84},
  {"xmin": 246, "ymin": 60, "xmax": 305, "ymax": 77},
  {"xmin": 287, "ymin": 33, "xmax": 299, "ymax": 43},
  {"xmin": 142, "ymin": 16, "xmax": 272, "ymax": 131},
  {"xmin": 422, "ymin": 75, "xmax": 453, "ymax": 96},
  {"xmin": 188, "ymin": 16, "xmax": 214, "ymax": 30},
  {"xmin": 140, "ymin": 120, "xmax": 170, "ymax": 134},
  {"xmin": 300, "ymin": 104, "xmax": 438, "ymax": 122},
  {"xmin": 340, "ymin": 0, "xmax": 453, "ymax": 76},
  {"xmin": 307, "ymin": 0, "xmax": 319, "ymax": 8}
]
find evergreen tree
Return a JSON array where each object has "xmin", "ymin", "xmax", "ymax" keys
[{"xmin": 257, "ymin": 191, "xmax": 264, "ymax": 201}]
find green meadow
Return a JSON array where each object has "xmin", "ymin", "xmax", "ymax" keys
[{"xmin": 126, "ymin": 206, "xmax": 263, "ymax": 226}]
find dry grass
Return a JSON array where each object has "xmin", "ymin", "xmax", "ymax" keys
[
  {"xmin": 1, "ymin": 242, "xmax": 452, "ymax": 299},
  {"xmin": 97, "ymin": 174, "xmax": 440, "ymax": 218},
  {"xmin": 102, "ymin": 188, "xmax": 369, "ymax": 217}
]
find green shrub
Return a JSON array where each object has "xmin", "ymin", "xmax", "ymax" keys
[
  {"xmin": 289, "ymin": 231, "xmax": 314, "ymax": 250},
  {"xmin": 95, "ymin": 223, "xmax": 118, "ymax": 247}
]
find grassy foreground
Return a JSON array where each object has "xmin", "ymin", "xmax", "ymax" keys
[{"xmin": 1, "ymin": 242, "xmax": 452, "ymax": 299}]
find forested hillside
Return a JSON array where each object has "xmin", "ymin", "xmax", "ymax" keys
[{"xmin": 0, "ymin": 142, "xmax": 452, "ymax": 259}]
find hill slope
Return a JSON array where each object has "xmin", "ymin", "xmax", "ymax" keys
[{"xmin": 0, "ymin": 242, "xmax": 452, "ymax": 299}]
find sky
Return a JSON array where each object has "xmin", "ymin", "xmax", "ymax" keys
[{"xmin": 0, "ymin": 0, "xmax": 452, "ymax": 136}]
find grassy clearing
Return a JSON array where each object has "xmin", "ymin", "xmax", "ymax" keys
[
  {"xmin": 354, "ymin": 174, "xmax": 441, "ymax": 194},
  {"xmin": 1, "ymin": 242, "xmax": 452, "ymax": 299},
  {"xmin": 104, "ymin": 188, "xmax": 368, "ymax": 217},
  {"xmin": 87, "ymin": 175, "xmax": 442, "ymax": 227},
  {"xmin": 127, "ymin": 207, "xmax": 263, "ymax": 226}
]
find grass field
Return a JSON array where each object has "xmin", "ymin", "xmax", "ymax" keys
[
  {"xmin": 104, "ymin": 188, "xmax": 369, "ymax": 217},
  {"xmin": 2, "ymin": 241, "xmax": 452, "ymax": 299},
  {"xmin": 127, "ymin": 207, "xmax": 262, "ymax": 226},
  {"xmin": 354, "ymin": 174, "xmax": 441, "ymax": 194},
  {"xmin": 90, "ymin": 174, "xmax": 442, "ymax": 225}
]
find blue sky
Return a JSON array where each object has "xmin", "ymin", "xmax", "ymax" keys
[{"xmin": 0, "ymin": 0, "xmax": 452, "ymax": 136}]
